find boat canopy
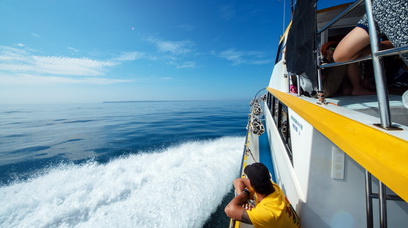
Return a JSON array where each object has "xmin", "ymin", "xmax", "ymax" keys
[{"xmin": 285, "ymin": 0, "xmax": 317, "ymax": 90}]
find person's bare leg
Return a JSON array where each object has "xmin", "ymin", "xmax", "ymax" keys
[
  {"xmin": 347, "ymin": 63, "xmax": 376, "ymax": 95},
  {"xmin": 340, "ymin": 77, "xmax": 352, "ymax": 95},
  {"xmin": 333, "ymin": 27, "xmax": 371, "ymax": 63}
]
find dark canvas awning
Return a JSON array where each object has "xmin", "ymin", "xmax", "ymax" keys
[{"xmin": 286, "ymin": 0, "xmax": 317, "ymax": 89}]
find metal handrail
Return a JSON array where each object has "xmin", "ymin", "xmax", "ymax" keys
[
  {"xmin": 379, "ymin": 181, "xmax": 388, "ymax": 228},
  {"xmin": 317, "ymin": 0, "xmax": 365, "ymax": 34},
  {"xmin": 371, "ymin": 193, "xmax": 405, "ymax": 201},
  {"xmin": 364, "ymin": 0, "xmax": 392, "ymax": 129},
  {"xmin": 319, "ymin": 56, "xmax": 373, "ymax": 69},
  {"xmin": 375, "ymin": 46, "xmax": 408, "ymax": 58},
  {"xmin": 365, "ymin": 171, "xmax": 374, "ymax": 228},
  {"xmin": 318, "ymin": 46, "xmax": 408, "ymax": 70},
  {"xmin": 316, "ymin": 0, "xmax": 404, "ymax": 130}
]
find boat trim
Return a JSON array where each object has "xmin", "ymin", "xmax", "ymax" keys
[{"xmin": 267, "ymin": 87, "xmax": 408, "ymax": 203}]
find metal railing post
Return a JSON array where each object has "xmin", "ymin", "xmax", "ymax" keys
[
  {"xmin": 365, "ymin": 170, "xmax": 373, "ymax": 228},
  {"xmin": 296, "ymin": 74, "xmax": 301, "ymax": 96},
  {"xmin": 364, "ymin": 0, "xmax": 392, "ymax": 128},
  {"xmin": 317, "ymin": 57, "xmax": 323, "ymax": 92},
  {"xmin": 379, "ymin": 181, "xmax": 388, "ymax": 228}
]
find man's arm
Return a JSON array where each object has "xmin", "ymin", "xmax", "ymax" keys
[
  {"xmin": 224, "ymin": 191, "xmax": 253, "ymax": 224},
  {"xmin": 240, "ymin": 210, "xmax": 252, "ymax": 224},
  {"xmin": 233, "ymin": 178, "xmax": 251, "ymax": 195}
]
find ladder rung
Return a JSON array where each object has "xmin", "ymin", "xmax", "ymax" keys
[{"xmin": 370, "ymin": 193, "xmax": 405, "ymax": 202}]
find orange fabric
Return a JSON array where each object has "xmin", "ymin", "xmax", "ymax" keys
[{"xmin": 321, "ymin": 41, "xmax": 338, "ymax": 58}]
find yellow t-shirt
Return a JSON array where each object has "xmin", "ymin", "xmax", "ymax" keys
[{"xmin": 246, "ymin": 183, "xmax": 300, "ymax": 228}]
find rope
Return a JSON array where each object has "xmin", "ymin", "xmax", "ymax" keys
[{"xmin": 246, "ymin": 147, "xmax": 257, "ymax": 163}]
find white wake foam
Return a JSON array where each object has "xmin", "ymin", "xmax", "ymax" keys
[{"xmin": 0, "ymin": 137, "xmax": 244, "ymax": 228}]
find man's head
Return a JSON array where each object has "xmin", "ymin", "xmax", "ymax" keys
[{"xmin": 244, "ymin": 163, "xmax": 274, "ymax": 195}]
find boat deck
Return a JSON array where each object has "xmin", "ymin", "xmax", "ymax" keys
[{"xmin": 325, "ymin": 94, "xmax": 408, "ymax": 127}]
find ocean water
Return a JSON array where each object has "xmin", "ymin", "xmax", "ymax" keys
[{"xmin": 0, "ymin": 100, "xmax": 249, "ymax": 228}]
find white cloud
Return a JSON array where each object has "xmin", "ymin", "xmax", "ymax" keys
[
  {"xmin": 142, "ymin": 76, "xmax": 175, "ymax": 82},
  {"xmin": 0, "ymin": 46, "xmax": 29, "ymax": 61},
  {"xmin": 176, "ymin": 61, "xmax": 196, "ymax": 69},
  {"xmin": 0, "ymin": 46, "xmax": 134, "ymax": 85},
  {"xmin": 31, "ymin": 33, "xmax": 40, "ymax": 38},
  {"xmin": 219, "ymin": 49, "xmax": 244, "ymax": 64},
  {"xmin": 33, "ymin": 56, "xmax": 117, "ymax": 76},
  {"xmin": 143, "ymin": 37, "xmax": 198, "ymax": 68},
  {"xmin": 0, "ymin": 46, "xmax": 117, "ymax": 76},
  {"xmin": 114, "ymin": 52, "xmax": 145, "ymax": 61},
  {"xmin": 217, "ymin": 48, "xmax": 273, "ymax": 65},
  {"xmin": 0, "ymin": 73, "xmax": 132, "ymax": 85},
  {"xmin": 147, "ymin": 37, "xmax": 194, "ymax": 55},
  {"xmin": 67, "ymin": 47, "xmax": 79, "ymax": 52}
]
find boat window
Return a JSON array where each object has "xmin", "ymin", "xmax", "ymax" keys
[
  {"xmin": 267, "ymin": 92, "xmax": 273, "ymax": 111},
  {"xmin": 267, "ymin": 92, "xmax": 293, "ymax": 165},
  {"xmin": 275, "ymin": 40, "xmax": 286, "ymax": 64},
  {"xmin": 273, "ymin": 96, "xmax": 280, "ymax": 123},
  {"xmin": 279, "ymin": 103, "xmax": 292, "ymax": 163}
]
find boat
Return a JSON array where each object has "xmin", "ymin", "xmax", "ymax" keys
[{"xmin": 229, "ymin": 0, "xmax": 408, "ymax": 227}]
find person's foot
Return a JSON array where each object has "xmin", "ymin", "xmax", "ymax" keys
[
  {"xmin": 362, "ymin": 78, "xmax": 376, "ymax": 90},
  {"xmin": 340, "ymin": 86, "xmax": 352, "ymax": 95}
]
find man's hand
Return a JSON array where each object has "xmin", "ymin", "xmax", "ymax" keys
[{"xmin": 242, "ymin": 203, "xmax": 255, "ymax": 211}]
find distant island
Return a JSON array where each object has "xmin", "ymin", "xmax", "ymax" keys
[
  {"xmin": 103, "ymin": 100, "xmax": 202, "ymax": 103},
  {"xmin": 103, "ymin": 99, "xmax": 246, "ymax": 103}
]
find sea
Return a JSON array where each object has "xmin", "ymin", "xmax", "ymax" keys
[{"xmin": 0, "ymin": 100, "xmax": 250, "ymax": 228}]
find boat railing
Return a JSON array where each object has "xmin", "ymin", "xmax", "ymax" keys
[
  {"xmin": 316, "ymin": 0, "xmax": 407, "ymax": 130},
  {"xmin": 319, "ymin": 46, "xmax": 408, "ymax": 70},
  {"xmin": 317, "ymin": 0, "xmax": 364, "ymax": 35},
  {"xmin": 315, "ymin": 1, "xmax": 407, "ymax": 227}
]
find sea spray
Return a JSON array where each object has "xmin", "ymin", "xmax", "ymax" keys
[{"xmin": 0, "ymin": 137, "xmax": 243, "ymax": 228}]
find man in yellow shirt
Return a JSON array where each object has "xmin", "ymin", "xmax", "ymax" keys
[{"xmin": 225, "ymin": 163, "xmax": 300, "ymax": 228}]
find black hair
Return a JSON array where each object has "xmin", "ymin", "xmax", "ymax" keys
[{"xmin": 244, "ymin": 163, "xmax": 275, "ymax": 195}]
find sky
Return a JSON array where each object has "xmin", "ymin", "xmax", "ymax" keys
[{"xmin": 0, "ymin": 0, "xmax": 349, "ymax": 104}]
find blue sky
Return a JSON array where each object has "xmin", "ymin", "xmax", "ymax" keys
[{"xmin": 0, "ymin": 0, "xmax": 348, "ymax": 104}]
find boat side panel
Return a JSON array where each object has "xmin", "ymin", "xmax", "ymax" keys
[
  {"xmin": 302, "ymin": 127, "xmax": 367, "ymax": 227},
  {"xmin": 266, "ymin": 101, "xmax": 369, "ymax": 227},
  {"xmin": 268, "ymin": 59, "xmax": 288, "ymax": 92},
  {"xmin": 268, "ymin": 88, "xmax": 408, "ymax": 203},
  {"xmin": 265, "ymin": 91, "xmax": 408, "ymax": 227},
  {"xmin": 264, "ymin": 104, "xmax": 303, "ymax": 209},
  {"xmin": 301, "ymin": 123, "xmax": 408, "ymax": 228},
  {"xmin": 287, "ymin": 110, "xmax": 314, "ymax": 201}
]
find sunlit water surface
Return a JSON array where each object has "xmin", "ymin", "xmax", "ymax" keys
[{"xmin": 0, "ymin": 101, "xmax": 248, "ymax": 227}]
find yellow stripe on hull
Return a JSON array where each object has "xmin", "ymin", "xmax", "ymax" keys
[{"xmin": 267, "ymin": 87, "xmax": 408, "ymax": 202}]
